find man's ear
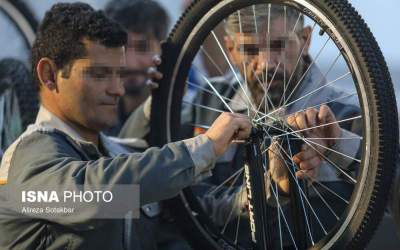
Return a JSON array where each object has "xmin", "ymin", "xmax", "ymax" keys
[
  {"xmin": 299, "ymin": 26, "xmax": 312, "ymax": 55},
  {"xmin": 36, "ymin": 58, "xmax": 58, "ymax": 91},
  {"xmin": 224, "ymin": 35, "xmax": 238, "ymax": 64},
  {"xmin": 224, "ymin": 36, "xmax": 234, "ymax": 52}
]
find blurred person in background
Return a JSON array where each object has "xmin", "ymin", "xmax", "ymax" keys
[
  {"xmin": 0, "ymin": 58, "xmax": 38, "ymax": 159},
  {"xmin": 106, "ymin": 3, "xmax": 196, "ymax": 249},
  {"xmin": 104, "ymin": 0, "xmax": 170, "ymax": 136}
]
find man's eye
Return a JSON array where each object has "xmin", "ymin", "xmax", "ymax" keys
[
  {"xmin": 86, "ymin": 68, "xmax": 110, "ymax": 79},
  {"xmin": 241, "ymin": 45, "xmax": 260, "ymax": 55},
  {"xmin": 132, "ymin": 40, "xmax": 149, "ymax": 52},
  {"xmin": 90, "ymin": 71, "xmax": 107, "ymax": 79},
  {"xmin": 119, "ymin": 69, "xmax": 147, "ymax": 78},
  {"xmin": 269, "ymin": 40, "xmax": 286, "ymax": 50}
]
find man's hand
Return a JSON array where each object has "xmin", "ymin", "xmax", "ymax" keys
[
  {"xmin": 287, "ymin": 104, "xmax": 341, "ymax": 179},
  {"xmin": 205, "ymin": 113, "xmax": 252, "ymax": 156},
  {"xmin": 146, "ymin": 55, "xmax": 162, "ymax": 89},
  {"xmin": 265, "ymin": 105, "xmax": 340, "ymax": 194},
  {"xmin": 268, "ymin": 140, "xmax": 290, "ymax": 193}
]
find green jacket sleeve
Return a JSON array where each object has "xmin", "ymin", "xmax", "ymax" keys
[{"xmin": 5, "ymin": 131, "xmax": 215, "ymax": 229}]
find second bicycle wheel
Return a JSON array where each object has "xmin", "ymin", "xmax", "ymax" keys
[{"xmin": 150, "ymin": 0, "xmax": 399, "ymax": 249}]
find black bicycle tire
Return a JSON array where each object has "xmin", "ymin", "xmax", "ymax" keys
[
  {"xmin": 150, "ymin": 0, "xmax": 399, "ymax": 249},
  {"xmin": 0, "ymin": 0, "xmax": 38, "ymax": 49},
  {"xmin": 391, "ymin": 155, "xmax": 400, "ymax": 239}
]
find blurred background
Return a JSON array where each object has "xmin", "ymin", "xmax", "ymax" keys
[
  {"xmin": 0, "ymin": 0, "xmax": 398, "ymax": 249},
  {"xmin": 1, "ymin": 0, "xmax": 398, "ymax": 107}
]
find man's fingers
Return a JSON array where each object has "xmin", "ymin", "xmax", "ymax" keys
[
  {"xmin": 230, "ymin": 112, "xmax": 248, "ymax": 119},
  {"xmin": 247, "ymin": 60, "xmax": 258, "ymax": 84},
  {"xmin": 152, "ymin": 55, "xmax": 161, "ymax": 66},
  {"xmin": 305, "ymin": 108, "xmax": 318, "ymax": 128},
  {"xmin": 298, "ymin": 156, "xmax": 321, "ymax": 171},
  {"xmin": 296, "ymin": 169, "xmax": 318, "ymax": 180},
  {"xmin": 235, "ymin": 127, "xmax": 251, "ymax": 140},
  {"xmin": 295, "ymin": 112, "xmax": 308, "ymax": 133},
  {"xmin": 287, "ymin": 115, "xmax": 297, "ymax": 128},
  {"xmin": 147, "ymin": 67, "xmax": 163, "ymax": 80},
  {"xmin": 288, "ymin": 111, "xmax": 308, "ymax": 132},
  {"xmin": 146, "ymin": 79, "xmax": 159, "ymax": 89},
  {"xmin": 293, "ymin": 148, "xmax": 318, "ymax": 162},
  {"xmin": 232, "ymin": 116, "xmax": 252, "ymax": 140},
  {"xmin": 318, "ymin": 104, "xmax": 335, "ymax": 124},
  {"xmin": 318, "ymin": 104, "xmax": 342, "ymax": 142},
  {"xmin": 296, "ymin": 170, "xmax": 306, "ymax": 179},
  {"xmin": 146, "ymin": 67, "xmax": 163, "ymax": 90},
  {"xmin": 205, "ymin": 112, "xmax": 252, "ymax": 156}
]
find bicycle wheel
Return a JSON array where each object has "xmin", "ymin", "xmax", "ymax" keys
[
  {"xmin": 150, "ymin": 0, "xmax": 398, "ymax": 249},
  {"xmin": 0, "ymin": 0, "xmax": 39, "ymax": 130},
  {"xmin": 0, "ymin": 0, "xmax": 37, "ymax": 52}
]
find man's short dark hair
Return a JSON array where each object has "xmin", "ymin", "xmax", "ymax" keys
[
  {"xmin": 105, "ymin": 0, "xmax": 170, "ymax": 42},
  {"xmin": 31, "ymin": 2, "xmax": 128, "ymax": 89}
]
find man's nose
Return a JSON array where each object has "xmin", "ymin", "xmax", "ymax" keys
[
  {"xmin": 108, "ymin": 74, "xmax": 125, "ymax": 97},
  {"xmin": 256, "ymin": 50, "xmax": 280, "ymax": 68}
]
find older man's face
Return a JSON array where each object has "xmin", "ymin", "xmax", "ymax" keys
[{"xmin": 226, "ymin": 16, "xmax": 311, "ymax": 108}]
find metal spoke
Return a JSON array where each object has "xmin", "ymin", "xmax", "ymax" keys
[
  {"xmin": 298, "ymin": 52, "xmax": 342, "ymax": 111},
  {"xmin": 256, "ymin": 72, "xmax": 352, "ymax": 122},
  {"xmin": 205, "ymin": 167, "xmax": 244, "ymax": 196},
  {"xmin": 199, "ymin": 73, "xmax": 234, "ymax": 113},
  {"xmin": 200, "ymin": 46, "xmax": 225, "ymax": 76},
  {"xmin": 290, "ymin": 136, "xmax": 362, "ymax": 140},
  {"xmin": 292, "ymin": 12, "xmax": 303, "ymax": 34},
  {"xmin": 220, "ymin": 169, "xmax": 245, "ymax": 198},
  {"xmin": 183, "ymin": 100, "xmax": 225, "ymax": 114},
  {"xmin": 283, "ymin": 137, "xmax": 316, "ymax": 244},
  {"xmin": 268, "ymin": 174, "xmax": 299, "ymax": 250},
  {"xmin": 311, "ymin": 181, "xmax": 349, "ymax": 204},
  {"xmin": 198, "ymin": 47, "xmax": 251, "ymax": 108},
  {"xmin": 283, "ymin": 5, "xmax": 287, "ymax": 107},
  {"xmin": 281, "ymin": 36, "xmax": 331, "ymax": 107},
  {"xmin": 267, "ymin": 127, "xmax": 347, "ymax": 225},
  {"xmin": 209, "ymin": 31, "xmax": 280, "ymax": 120},
  {"xmin": 221, "ymin": 171, "xmax": 244, "ymax": 234},
  {"xmin": 189, "ymin": 123, "xmax": 210, "ymax": 130},
  {"xmin": 238, "ymin": 9, "xmax": 255, "ymax": 117},
  {"xmin": 234, "ymin": 175, "xmax": 246, "ymax": 245},
  {"xmin": 265, "ymin": 3, "xmax": 271, "ymax": 119},
  {"xmin": 186, "ymin": 80, "xmax": 272, "ymax": 121},
  {"xmin": 274, "ymin": 115, "xmax": 362, "ymax": 138},
  {"xmin": 282, "ymin": 22, "xmax": 317, "ymax": 105},
  {"xmin": 186, "ymin": 81, "xmax": 245, "ymax": 108},
  {"xmin": 211, "ymin": 29, "xmax": 258, "ymax": 115},
  {"xmin": 310, "ymin": 183, "xmax": 340, "ymax": 220},
  {"xmin": 262, "ymin": 61, "xmax": 282, "ymax": 112},
  {"xmin": 275, "ymin": 141, "xmax": 328, "ymax": 236},
  {"xmin": 242, "ymin": 61, "xmax": 251, "ymax": 116},
  {"xmin": 251, "ymin": 62, "xmax": 282, "ymax": 120},
  {"xmin": 301, "ymin": 137, "xmax": 361, "ymax": 163},
  {"xmin": 265, "ymin": 128, "xmax": 351, "ymax": 204},
  {"xmin": 269, "ymin": 141, "xmax": 343, "ymax": 225},
  {"xmin": 275, "ymin": 180, "xmax": 284, "ymax": 250},
  {"xmin": 264, "ymin": 130, "xmax": 315, "ymax": 244},
  {"xmin": 273, "ymin": 92, "xmax": 358, "ymax": 122},
  {"xmin": 286, "ymin": 129, "xmax": 357, "ymax": 184}
]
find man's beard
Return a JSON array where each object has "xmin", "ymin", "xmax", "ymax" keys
[{"xmin": 247, "ymin": 61, "xmax": 305, "ymax": 113}]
